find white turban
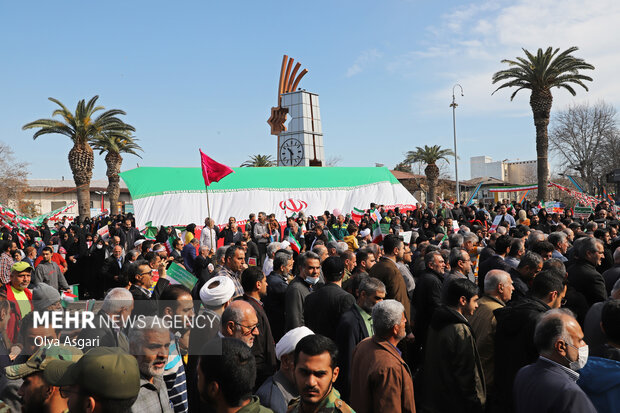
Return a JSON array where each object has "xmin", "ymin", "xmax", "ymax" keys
[
  {"xmin": 199, "ymin": 276, "xmax": 235, "ymax": 307},
  {"xmin": 360, "ymin": 228, "xmax": 371, "ymax": 238},
  {"xmin": 275, "ymin": 326, "xmax": 314, "ymax": 360},
  {"xmin": 280, "ymin": 240, "xmax": 290, "ymax": 250}
]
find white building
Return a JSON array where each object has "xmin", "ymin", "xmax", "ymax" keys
[
  {"xmin": 24, "ymin": 179, "xmax": 132, "ymax": 216},
  {"xmin": 470, "ymin": 156, "xmax": 538, "ymax": 185}
]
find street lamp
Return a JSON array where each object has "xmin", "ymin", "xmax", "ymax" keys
[{"xmin": 450, "ymin": 84, "xmax": 464, "ymax": 203}]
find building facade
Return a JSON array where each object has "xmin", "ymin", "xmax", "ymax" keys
[
  {"xmin": 24, "ymin": 179, "xmax": 132, "ymax": 216},
  {"xmin": 470, "ymin": 156, "xmax": 537, "ymax": 185}
]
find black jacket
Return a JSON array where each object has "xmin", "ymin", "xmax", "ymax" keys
[
  {"xmin": 101, "ymin": 255, "xmax": 125, "ymax": 290},
  {"xmin": 264, "ymin": 272, "xmax": 288, "ymax": 342},
  {"xmin": 567, "ymin": 259, "xmax": 607, "ymax": 306},
  {"xmin": 130, "ymin": 278, "xmax": 171, "ymax": 317},
  {"xmin": 478, "ymin": 255, "xmax": 511, "ymax": 291},
  {"xmin": 303, "ymin": 283, "xmax": 355, "ymax": 341},
  {"xmin": 334, "ymin": 306, "xmax": 369, "ymax": 402},
  {"xmin": 237, "ymin": 295, "xmax": 277, "ymax": 391},
  {"xmin": 493, "ymin": 296, "xmax": 550, "ymax": 412},
  {"xmin": 412, "ymin": 269, "xmax": 443, "ymax": 345}
]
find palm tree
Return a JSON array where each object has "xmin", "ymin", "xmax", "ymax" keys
[
  {"xmin": 404, "ymin": 145, "xmax": 454, "ymax": 203},
  {"xmin": 91, "ymin": 132, "xmax": 143, "ymax": 215},
  {"xmin": 241, "ymin": 154, "xmax": 275, "ymax": 167},
  {"xmin": 23, "ymin": 96, "xmax": 135, "ymax": 220},
  {"xmin": 492, "ymin": 47, "xmax": 594, "ymax": 201}
]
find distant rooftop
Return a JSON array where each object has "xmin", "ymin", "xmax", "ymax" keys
[{"xmin": 27, "ymin": 179, "xmax": 128, "ymax": 192}]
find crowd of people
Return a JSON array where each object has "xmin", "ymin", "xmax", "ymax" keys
[{"xmin": 0, "ymin": 197, "xmax": 618, "ymax": 413}]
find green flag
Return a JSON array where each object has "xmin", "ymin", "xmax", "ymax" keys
[{"xmin": 167, "ymin": 262, "xmax": 198, "ymax": 290}]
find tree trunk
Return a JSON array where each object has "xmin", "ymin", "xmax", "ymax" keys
[
  {"xmin": 425, "ymin": 163, "xmax": 440, "ymax": 204},
  {"xmin": 105, "ymin": 151, "xmax": 123, "ymax": 216},
  {"xmin": 68, "ymin": 143, "xmax": 94, "ymax": 220},
  {"xmin": 530, "ymin": 89, "xmax": 553, "ymax": 201}
]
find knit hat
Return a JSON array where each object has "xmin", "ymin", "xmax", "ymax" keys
[{"xmin": 32, "ymin": 283, "xmax": 62, "ymax": 311}]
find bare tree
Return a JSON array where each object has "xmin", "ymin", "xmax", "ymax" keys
[
  {"xmin": 0, "ymin": 142, "xmax": 29, "ymax": 207},
  {"xmin": 326, "ymin": 156, "xmax": 342, "ymax": 167},
  {"xmin": 549, "ymin": 101, "xmax": 620, "ymax": 194}
]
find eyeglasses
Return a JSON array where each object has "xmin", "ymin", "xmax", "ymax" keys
[
  {"xmin": 234, "ymin": 322, "xmax": 259, "ymax": 334},
  {"xmin": 139, "ymin": 270, "xmax": 153, "ymax": 276},
  {"xmin": 59, "ymin": 387, "xmax": 82, "ymax": 398}
]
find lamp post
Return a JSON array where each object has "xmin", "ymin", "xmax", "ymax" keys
[
  {"xmin": 94, "ymin": 190, "xmax": 107, "ymax": 213},
  {"xmin": 450, "ymin": 84, "xmax": 464, "ymax": 203}
]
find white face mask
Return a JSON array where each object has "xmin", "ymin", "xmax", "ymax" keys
[
  {"xmin": 96, "ymin": 244, "xmax": 103, "ymax": 250},
  {"xmin": 305, "ymin": 276, "xmax": 320, "ymax": 285},
  {"xmin": 565, "ymin": 343, "xmax": 589, "ymax": 371}
]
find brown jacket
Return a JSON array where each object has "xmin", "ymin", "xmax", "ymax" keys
[
  {"xmin": 368, "ymin": 257, "xmax": 411, "ymax": 323},
  {"xmin": 468, "ymin": 295, "xmax": 505, "ymax": 393},
  {"xmin": 350, "ymin": 336, "xmax": 416, "ymax": 413}
]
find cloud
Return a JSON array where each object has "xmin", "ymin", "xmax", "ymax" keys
[{"xmin": 346, "ymin": 49, "xmax": 382, "ymax": 77}]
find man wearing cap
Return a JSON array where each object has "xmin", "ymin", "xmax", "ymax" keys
[
  {"xmin": 32, "ymin": 247, "xmax": 70, "ymax": 293},
  {"xmin": 256, "ymin": 326, "xmax": 313, "ymax": 413},
  {"xmin": 4, "ymin": 262, "xmax": 34, "ymax": 343},
  {"xmin": 5, "ymin": 345, "xmax": 82, "ymax": 413},
  {"xmin": 45, "ymin": 347, "xmax": 141, "ymax": 413},
  {"xmin": 31, "ymin": 283, "xmax": 62, "ymax": 312},
  {"xmin": 128, "ymin": 316, "xmax": 174, "ymax": 412}
]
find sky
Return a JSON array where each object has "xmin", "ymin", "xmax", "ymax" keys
[{"xmin": 1, "ymin": 0, "xmax": 619, "ymax": 181}]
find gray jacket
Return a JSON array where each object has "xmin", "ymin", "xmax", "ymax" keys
[{"xmin": 32, "ymin": 261, "xmax": 69, "ymax": 291}]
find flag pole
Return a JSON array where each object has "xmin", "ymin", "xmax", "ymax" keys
[{"xmin": 205, "ymin": 186, "xmax": 214, "ymax": 252}]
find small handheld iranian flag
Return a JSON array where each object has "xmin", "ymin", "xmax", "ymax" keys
[
  {"xmin": 165, "ymin": 236, "xmax": 177, "ymax": 254},
  {"xmin": 351, "ymin": 207, "xmax": 364, "ymax": 224},
  {"xmin": 287, "ymin": 234, "xmax": 301, "ymax": 253},
  {"xmin": 371, "ymin": 222, "xmax": 383, "ymax": 244}
]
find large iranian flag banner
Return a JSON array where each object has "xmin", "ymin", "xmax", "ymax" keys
[{"xmin": 120, "ymin": 166, "xmax": 418, "ymax": 227}]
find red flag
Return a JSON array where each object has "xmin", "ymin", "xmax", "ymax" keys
[{"xmin": 200, "ymin": 149, "xmax": 234, "ymax": 187}]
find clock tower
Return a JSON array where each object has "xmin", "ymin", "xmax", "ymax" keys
[{"xmin": 267, "ymin": 55, "xmax": 325, "ymax": 167}]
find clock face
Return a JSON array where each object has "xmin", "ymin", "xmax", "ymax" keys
[{"xmin": 280, "ymin": 138, "xmax": 304, "ymax": 166}]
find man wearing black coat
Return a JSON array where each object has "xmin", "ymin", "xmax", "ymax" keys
[
  {"xmin": 238, "ymin": 266, "xmax": 277, "ymax": 390},
  {"xmin": 128, "ymin": 259, "xmax": 170, "ymax": 317},
  {"xmin": 493, "ymin": 271, "xmax": 566, "ymax": 412},
  {"xmin": 412, "ymin": 251, "xmax": 446, "ymax": 354},
  {"xmin": 513, "ymin": 310, "xmax": 597, "ymax": 413},
  {"xmin": 478, "ymin": 235, "xmax": 513, "ymax": 291},
  {"xmin": 120, "ymin": 218, "xmax": 141, "ymax": 251},
  {"xmin": 567, "ymin": 237, "xmax": 607, "ymax": 307},
  {"xmin": 334, "ymin": 276, "xmax": 386, "ymax": 402},
  {"xmin": 303, "ymin": 256, "xmax": 355, "ymax": 341},
  {"xmin": 264, "ymin": 250, "xmax": 293, "ymax": 342},
  {"xmin": 101, "ymin": 244, "xmax": 125, "ymax": 290}
]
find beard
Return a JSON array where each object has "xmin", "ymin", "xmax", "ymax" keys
[
  {"xmin": 22, "ymin": 385, "xmax": 48, "ymax": 413},
  {"xmin": 139, "ymin": 357, "xmax": 166, "ymax": 378}
]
